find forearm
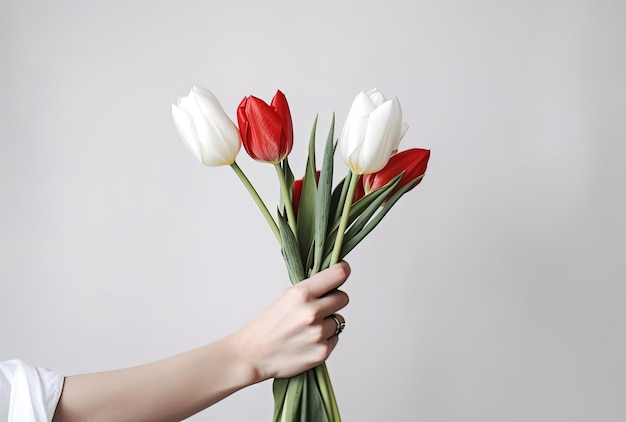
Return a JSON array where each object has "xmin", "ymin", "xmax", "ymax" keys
[
  {"xmin": 53, "ymin": 334, "xmax": 259, "ymax": 422},
  {"xmin": 52, "ymin": 263, "xmax": 350, "ymax": 421}
]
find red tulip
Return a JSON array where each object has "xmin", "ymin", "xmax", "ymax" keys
[
  {"xmin": 355, "ymin": 148, "xmax": 430, "ymax": 202},
  {"xmin": 237, "ymin": 90, "xmax": 293, "ymax": 163}
]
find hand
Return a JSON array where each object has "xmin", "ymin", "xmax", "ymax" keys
[{"xmin": 234, "ymin": 262, "xmax": 350, "ymax": 381}]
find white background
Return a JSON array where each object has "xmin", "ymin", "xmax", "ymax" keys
[{"xmin": 1, "ymin": 0, "xmax": 625, "ymax": 420}]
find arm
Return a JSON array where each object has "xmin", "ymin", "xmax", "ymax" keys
[{"xmin": 53, "ymin": 262, "xmax": 350, "ymax": 422}]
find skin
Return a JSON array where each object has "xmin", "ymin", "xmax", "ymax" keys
[{"xmin": 52, "ymin": 262, "xmax": 350, "ymax": 422}]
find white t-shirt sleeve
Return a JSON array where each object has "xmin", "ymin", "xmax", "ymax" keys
[{"xmin": 0, "ymin": 359, "xmax": 64, "ymax": 422}]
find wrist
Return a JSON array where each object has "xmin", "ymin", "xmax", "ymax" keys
[{"xmin": 222, "ymin": 332, "xmax": 265, "ymax": 386}]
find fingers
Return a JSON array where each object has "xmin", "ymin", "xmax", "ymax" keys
[
  {"xmin": 298, "ymin": 263, "xmax": 349, "ymax": 320},
  {"xmin": 322, "ymin": 314, "xmax": 345, "ymax": 339},
  {"xmin": 322, "ymin": 314, "xmax": 343, "ymax": 360},
  {"xmin": 300, "ymin": 262, "xmax": 351, "ymax": 298},
  {"xmin": 316, "ymin": 289, "xmax": 349, "ymax": 318},
  {"xmin": 326, "ymin": 334, "xmax": 339, "ymax": 356}
]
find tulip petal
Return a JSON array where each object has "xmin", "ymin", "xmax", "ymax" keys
[
  {"xmin": 389, "ymin": 98, "xmax": 405, "ymax": 153},
  {"xmin": 365, "ymin": 88, "xmax": 387, "ymax": 106},
  {"xmin": 242, "ymin": 96, "xmax": 285, "ymax": 162},
  {"xmin": 191, "ymin": 89, "xmax": 242, "ymax": 163},
  {"xmin": 237, "ymin": 96, "xmax": 249, "ymax": 138},
  {"xmin": 338, "ymin": 89, "xmax": 405, "ymax": 174},
  {"xmin": 271, "ymin": 90, "xmax": 294, "ymax": 151},
  {"xmin": 172, "ymin": 87, "xmax": 241, "ymax": 166},
  {"xmin": 346, "ymin": 91, "xmax": 377, "ymax": 119},
  {"xmin": 359, "ymin": 100, "xmax": 400, "ymax": 173},
  {"xmin": 340, "ymin": 115, "xmax": 369, "ymax": 169},
  {"xmin": 362, "ymin": 148, "xmax": 430, "ymax": 199},
  {"xmin": 339, "ymin": 91, "xmax": 377, "ymax": 168},
  {"xmin": 392, "ymin": 121, "xmax": 409, "ymax": 155},
  {"xmin": 171, "ymin": 103, "xmax": 203, "ymax": 163},
  {"xmin": 192, "ymin": 88, "xmax": 234, "ymax": 133},
  {"xmin": 191, "ymin": 85, "xmax": 219, "ymax": 103}
]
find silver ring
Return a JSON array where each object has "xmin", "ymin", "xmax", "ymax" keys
[{"xmin": 331, "ymin": 314, "xmax": 345, "ymax": 336}]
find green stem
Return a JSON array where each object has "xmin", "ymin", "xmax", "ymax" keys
[
  {"xmin": 274, "ymin": 163, "xmax": 298, "ymax": 237},
  {"xmin": 330, "ymin": 172, "xmax": 359, "ymax": 265},
  {"xmin": 230, "ymin": 162, "xmax": 281, "ymax": 244},
  {"xmin": 315, "ymin": 363, "xmax": 341, "ymax": 421}
]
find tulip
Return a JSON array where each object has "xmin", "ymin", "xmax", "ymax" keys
[
  {"xmin": 356, "ymin": 148, "xmax": 430, "ymax": 201},
  {"xmin": 171, "ymin": 86, "xmax": 242, "ymax": 166},
  {"xmin": 338, "ymin": 88, "xmax": 405, "ymax": 174},
  {"xmin": 237, "ymin": 90, "xmax": 293, "ymax": 164}
]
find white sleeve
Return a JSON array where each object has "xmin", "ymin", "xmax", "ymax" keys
[{"xmin": 0, "ymin": 359, "xmax": 65, "ymax": 422}]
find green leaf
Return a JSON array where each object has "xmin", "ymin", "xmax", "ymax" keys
[
  {"xmin": 343, "ymin": 172, "xmax": 405, "ymax": 242},
  {"xmin": 300, "ymin": 371, "xmax": 309, "ymax": 420},
  {"xmin": 333, "ymin": 173, "xmax": 424, "ymax": 262},
  {"xmin": 331, "ymin": 170, "xmax": 351, "ymax": 226},
  {"xmin": 274, "ymin": 369, "xmax": 332, "ymax": 422},
  {"xmin": 305, "ymin": 239, "xmax": 316, "ymax": 277},
  {"xmin": 321, "ymin": 173, "xmax": 403, "ymax": 268},
  {"xmin": 273, "ymin": 373, "xmax": 305, "ymax": 421},
  {"xmin": 272, "ymin": 378, "xmax": 289, "ymax": 422},
  {"xmin": 328, "ymin": 176, "xmax": 345, "ymax": 228},
  {"xmin": 278, "ymin": 211, "xmax": 305, "ymax": 285},
  {"xmin": 323, "ymin": 173, "xmax": 403, "ymax": 259},
  {"xmin": 313, "ymin": 363, "xmax": 339, "ymax": 421},
  {"xmin": 296, "ymin": 116, "xmax": 319, "ymax": 268},
  {"xmin": 313, "ymin": 114, "xmax": 335, "ymax": 273},
  {"xmin": 303, "ymin": 370, "xmax": 330, "ymax": 421},
  {"xmin": 279, "ymin": 157, "xmax": 295, "ymax": 212}
]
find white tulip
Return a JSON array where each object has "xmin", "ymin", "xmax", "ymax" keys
[
  {"xmin": 172, "ymin": 86, "xmax": 242, "ymax": 166},
  {"xmin": 338, "ymin": 88, "xmax": 405, "ymax": 174}
]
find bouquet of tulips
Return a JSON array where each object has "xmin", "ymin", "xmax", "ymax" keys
[{"xmin": 172, "ymin": 86, "xmax": 430, "ymax": 421}]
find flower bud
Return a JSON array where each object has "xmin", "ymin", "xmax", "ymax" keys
[
  {"xmin": 237, "ymin": 90, "xmax": 293, "ymax": 163},
  {"xmin": 338, "ymin": 88, "xmax": 405, "ymax": 174},
  {"xmin": 171, "ymin": 86, "xmax": 242, "ymax": 166}
]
